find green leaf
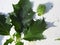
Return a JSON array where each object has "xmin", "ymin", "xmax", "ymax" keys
[
  {"xmin": 13, "ymin": 32, "xmax": 21, "ymax": 39},
  {"xmin": 22, "ymin": 9, "xmax": 35, "ymax": 27},
  {"xmin": 10, "ymin": 13, "xmax": 22, "ymax": 33},
  {"xmin": 15, "ymin": 42, "xmax": 23, "ymax": 45},
  {"xmin": 10, "ymin": 0, "xmax": 35, "ymax": 33},
  {"xmin": 24, "ymin": 18, "xmax": 47, "ymax": 41},
  {"xmin": 6, "ymin": 16, "xmax": 11, "ymax": 25},
  {"xmin": 55, "ymin": 38, "xmax": 60, "ymax": 40},
  {"xmin": 0, "ymin": 15, "xmax": 12, "ymax": 35},
  {"xmin": 0, "ymin": 14, "xmax": 6, "ymax": 23},
  {"xmin": 13, "ymin": 0, "xmax": 32, "ymax": 16},
  {"xmin": 4, "ymin": 38, "xmax": 14, "ymax": 45},
  {"xmin": 37, "ymin": 4, "xmax": 46, "ymax": 16},
  {"xmin": 13, "ymin": 32, "xmax": 21, "ymax": 42},
  {"xmin": 12, "ymin": 0, "xmax": 34, "ymax": 26}
]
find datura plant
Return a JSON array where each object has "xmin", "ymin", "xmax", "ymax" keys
[{"xmin": 0, "ymin": 0, "xmax": 47, "ymax": 45}]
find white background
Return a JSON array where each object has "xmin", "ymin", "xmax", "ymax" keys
[{"xmin": 0, "ymin": 0, "xmax": 60, "ymax": 45}]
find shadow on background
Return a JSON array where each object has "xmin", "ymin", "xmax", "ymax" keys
[
  {"xmin": 45, "ymin": 2, "xmax": 53, "ymax": 13},
  {"xmin": 46, "ymin": 22, "xmax": 56, "ymax": 28},
  {"xmin": 0, "ymin": 35, "xmax": 4, "ymax": 45}
]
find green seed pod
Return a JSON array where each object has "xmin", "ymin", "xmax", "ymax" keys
[{"xmin": 37, "ymin": 4, "xmax": 46, "ymax": 16}]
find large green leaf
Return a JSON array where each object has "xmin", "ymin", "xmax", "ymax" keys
[
  {"xmin": 24, "ymin": 18, "xmax": 47, "ymax": 41},
  {"xmin": 4, "ymin": 38, "xmax": 14, "ymax": 45},
  {"xmin": 13, "ymin": 0, "xmax": 32, "ymax": 16},
  {"xmin": 22, "ymin": 9, "xmax": 35, "ymax": 27},
  {"xmin": 10, "ymin": 13, "xmax": 22, "ymax": 33},
  {"xmin": 10, "ymin": 0, "xmax": 35, "ymax": 33},
  {"xmin": 0, "ymin": 15, "xmax": 11, "ymax": 35},
  {"xmin": 12, "ymin": 0, "xmax": 34, "ymax": 26}
]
